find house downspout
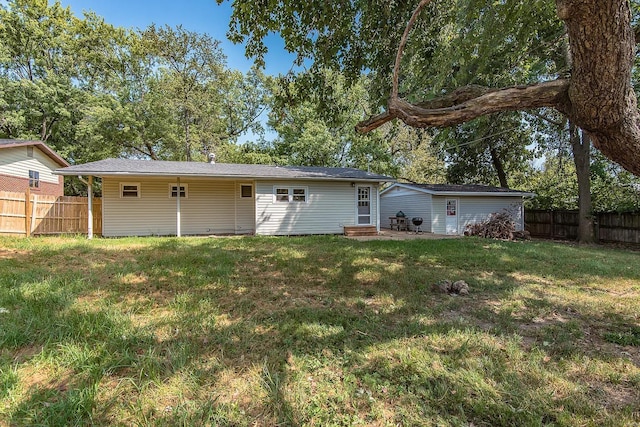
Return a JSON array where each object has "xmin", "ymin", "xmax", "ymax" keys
[
  {"xmin": 78, "ymin": 176, "xmax": 93, "ymax": 239},
  {"xmin": 176, "ymin": 176, "xmax": 181, "ymax": 237}
]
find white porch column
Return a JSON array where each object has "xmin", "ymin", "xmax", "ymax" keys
[
  {"xmin": 376, "ymin": 183, "xmax": 381, "ymax": 232},
  {"xmin": 87, "ymin": 176, "xmax": 94, "ymax": 239},
  {"xmin": 176, "ymin": 177, "xmax": 181, "ymax": 237}
]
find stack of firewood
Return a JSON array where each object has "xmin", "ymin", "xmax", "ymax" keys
[{"xmin": 464, "ymin": 210, "xmax": 530, "ymax": 240}]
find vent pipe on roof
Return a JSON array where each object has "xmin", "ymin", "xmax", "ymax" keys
[{"xmin": 208, "ymin": 153, "xmax": 216, "ymax": 164}]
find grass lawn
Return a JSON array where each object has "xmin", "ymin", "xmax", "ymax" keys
[{"xmin": 0, "ymin": 235, "xmax": 639, "ymax": 426}]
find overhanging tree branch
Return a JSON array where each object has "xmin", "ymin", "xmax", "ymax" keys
[
  {"xmin": 392, "ymin": 0, "xmax": 433, "ymax": 99},
  {"xmin": 357, "ymin": 79, "xmax": 570, "ymax": 132},
  {"xmin": 357, "ymin": 0, "xmax": 640, "ymax": 176}
]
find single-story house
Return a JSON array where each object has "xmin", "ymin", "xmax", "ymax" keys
[
  {"xmin": 380, "ymin": 183, "xmax": 534, "ymax": 235},
  {"xmin": 0, "ymin": 139, "xmax": 69, "ymax": 196},
  {"xmin": 55, "ymin": 158, "xmax": 392, "ymax": 237}
]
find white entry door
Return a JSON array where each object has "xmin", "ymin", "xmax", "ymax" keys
[
  {"xmin": 357, "ymin": 186, "xmax": 371, "ymax": 224},
  {"xmin": 446, "ymin": 199, "xmax": 458, "ymax": 235}
]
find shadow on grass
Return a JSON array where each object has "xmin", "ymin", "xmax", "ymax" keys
[{"xmin": 0, "ymin": 235, "xmax": 638, "ymax": 425}]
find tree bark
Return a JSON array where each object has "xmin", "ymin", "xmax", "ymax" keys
[
  {"xmin": 356, "ymin": 80, "xmax": 570, "ymax": 133},
  {"xmin": 488, "ymin": 145, "xmax": 508, "ymax": 188},
  {"xmin": 557, "ymin": 0, "xmax": 640, "ymax": 177},
  {"xmin": 357, "ymin": 0, "xmax": 640, "ymax": 177},
  {"xmin": 570, "ymin": 122, "xmax": 595, "ymax": 244}
]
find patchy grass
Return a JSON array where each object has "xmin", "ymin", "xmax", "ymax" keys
[{"xmin": 0, "ymin": 235, "xmax": 639, "ymax": 426}]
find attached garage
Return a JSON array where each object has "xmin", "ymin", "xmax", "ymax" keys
[{"xmin": 380, "ymin": 183, "xmax": 534, "ymax": 235}]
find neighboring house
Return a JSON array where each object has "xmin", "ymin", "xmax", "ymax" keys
[
  {"xmin": 0, "ymin": 139, "xmax": 69, "ymax": 196},
  {"xmin": 55, "ymin": 158, "xmax": 392, "ymax": 237},
  {"xmin": 380, "ymin": 183, "xmax": 534, "ymax": 235}
]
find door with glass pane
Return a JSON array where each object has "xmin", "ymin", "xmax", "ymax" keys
[
  {"xmin": 445, "ymin": 198, "xmax": 458, "ymax": 235},
  {"xmin": 357, "ymin": 186, "xmax": 371, "ymax": 225}
]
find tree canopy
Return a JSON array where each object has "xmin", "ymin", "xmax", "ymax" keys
[
  {"xmin": 0, "ymin": 0, "xmax": 270, "ymax": 167},
  {"xmin": 220, "ymin": 0, "xmax": 640, "ymax": 176}
]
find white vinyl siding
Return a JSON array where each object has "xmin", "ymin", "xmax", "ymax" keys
[
  {"xmin": 379, "ymin": 186, "xmax": 432, "ymax": 232},
  {"xmin": 103, "ymin": 178, "xmax": 237, "ymax": 237},
  {"xmin": 0, "ymin": 146, "xmax": 61, "ymax": 184},
  {"xmin": 255, "ymin": 180, "xmax": 378, "ymax": 235}
]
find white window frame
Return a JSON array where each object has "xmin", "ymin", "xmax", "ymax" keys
[
  {"xmin": 28, "ymin": 170, "xmax": 40, "ymax": 188},
  {"xmin": 273, "ymin": 186, "xmax": 308, "ymax": 203},
  {"xmin": 120, "ymin": 182, "xmax": 141, "ymax": 198},
  {"xmin": 169, "ymin": 183, "xmax": 188, "ymax": 199}
]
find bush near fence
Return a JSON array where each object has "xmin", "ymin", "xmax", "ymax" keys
[
  {"xmin": 0, "ymin": 190, "xmax": 101, "ymax": 236},
  {"xmin": 525, "ymin": 209, "xmax": 640, "ymax": 244}
]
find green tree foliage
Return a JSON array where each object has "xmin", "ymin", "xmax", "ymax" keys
[
  {"xmin": 433, "ymin": 113, "xmax": 536, "ymax": 188},
  {"xmin": 220, "ymin": 0, "xmax": 563, "ymax": 106},
  {"xmin": 0, "ymin": 0, "xmax": 85, "ymax": 159},
  {"xmin": 0, "ymin": 0, "xmax": 270, "ymax": 170},
  {"xmin": 386, "ymin": 124, "xmax": 446, "ymax": 184},
  {"xmin": 527, "ymin": 146, "xmax": 640, "ymax": 212},
  {"xmin": 265, "ymin": 69, "xmax": 398, "ymax": 175}
]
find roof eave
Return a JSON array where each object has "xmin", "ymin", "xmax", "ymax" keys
[
  {"xmin": 380, "ymin": 183, "xmax": 533, "ymax": 197},
  {"xmin": 431, "ymin": 191, "xmax": 536, "ymax": 197},
  {"xmin": 54, "ymin": 169, "xmax": 393, "ymax": 182}
]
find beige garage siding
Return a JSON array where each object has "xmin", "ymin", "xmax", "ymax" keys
[
  {"xmin": 457, "ymin": 197, "xmax": 524, "ymax": 232},
  {"xmin": 431, "ymin": 196, "xmax": 447, "ymax": 234},
  {"xmin": 380, "ymin": 186, "xmax": 432, "ymax": 231},
  {"xmin": 102, "ymin": 177, "xmax": 237, "ymax": 237},
  {"xmin": 431, "ymin": 195, "xmax": 524, "ymax": 235},
  {"xmin": 255, "ymin": 180, "xmax": 378, "ymax": 235},
  {"xmin": 0, "ymin": 146, "xmax": 61, "ymax": 184}
]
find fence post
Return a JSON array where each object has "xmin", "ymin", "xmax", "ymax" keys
[
  {"xmin": 24, "ymin": 188, "xmax": 31, "ymax": 237},
  {"xmin": 31, "ymin": 195, "xmax": 38, "ymax": 235},
  {"xmin": 549, "ymin": 209, "xmax": 554, "ymax": 239}
]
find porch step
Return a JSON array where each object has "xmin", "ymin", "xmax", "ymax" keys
[{"xmin": 344, "ymin": 226, "xmax": 378, "ymax": 237}]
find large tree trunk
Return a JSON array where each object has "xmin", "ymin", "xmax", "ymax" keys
[
  {"xmin": 488, "ymin": 145, "xmax": 508, "ymax": 188},
  {"xmin": 570, "ymin": 122, "xmax": 595, "ymax": 244},
  {"xmin": 557, "ymin": 0, "xmax": 640, "ymax": 177},
  {"xmin": 357, "ymin": 0, "xmax": 640, "ymax": 177}
]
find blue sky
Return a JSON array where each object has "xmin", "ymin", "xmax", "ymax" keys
[{"xmin": 57, "ymin": 0, "xmax": 297, "ymax": 76}]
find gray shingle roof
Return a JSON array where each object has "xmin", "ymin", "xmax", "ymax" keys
[
  {"xmin": 409, "ymin": 183, "xmax": 527, "ymax": 193},
  {"xmin": 55, "ymin": 158, "xmax": 393, "ymax": 182},
  {"xmin": 383, "ymin": 182, "xmax": 534, "ymax": 197}
]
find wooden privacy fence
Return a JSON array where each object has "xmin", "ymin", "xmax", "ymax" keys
[
  {"xmin": 525, "ymin": 209, "xmax": 640, "ymax": 243},
  {"xmin": 0, "ymin": 190, "xmax": 101, "ymax": 236}
]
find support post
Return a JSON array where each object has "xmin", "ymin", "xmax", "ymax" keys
[
  {"xmin": 87, "ymin": 176, "xmax": 94, "ymax": 239},
  {"xmin": 25, "ymin": 187, "xmax": 31, "ymax": 237},
  {"xmin": 176, "ymin": 177, "xmax": 181, "ymax": 237},
  {"xmin": 376, "ymin": 183, "xmax": 381, "ymax": 233}
]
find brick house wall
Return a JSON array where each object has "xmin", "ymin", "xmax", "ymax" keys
[{"xmin": 0, "ymin": 173, "xmax": 64, "ymax": 196}]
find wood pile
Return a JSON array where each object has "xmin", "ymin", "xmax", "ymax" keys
[{"xmin": 464, "ymin": 209, "xmax": 530, "ymax": 240}]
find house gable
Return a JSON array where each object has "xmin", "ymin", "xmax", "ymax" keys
[{"xmin": 0, "ymin": 142, "xmax": 67, "ymax": 196}]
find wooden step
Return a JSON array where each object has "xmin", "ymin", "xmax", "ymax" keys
[{"xmin": 344, "ymin": 226, "xmax": 378, "ymax": 237}]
